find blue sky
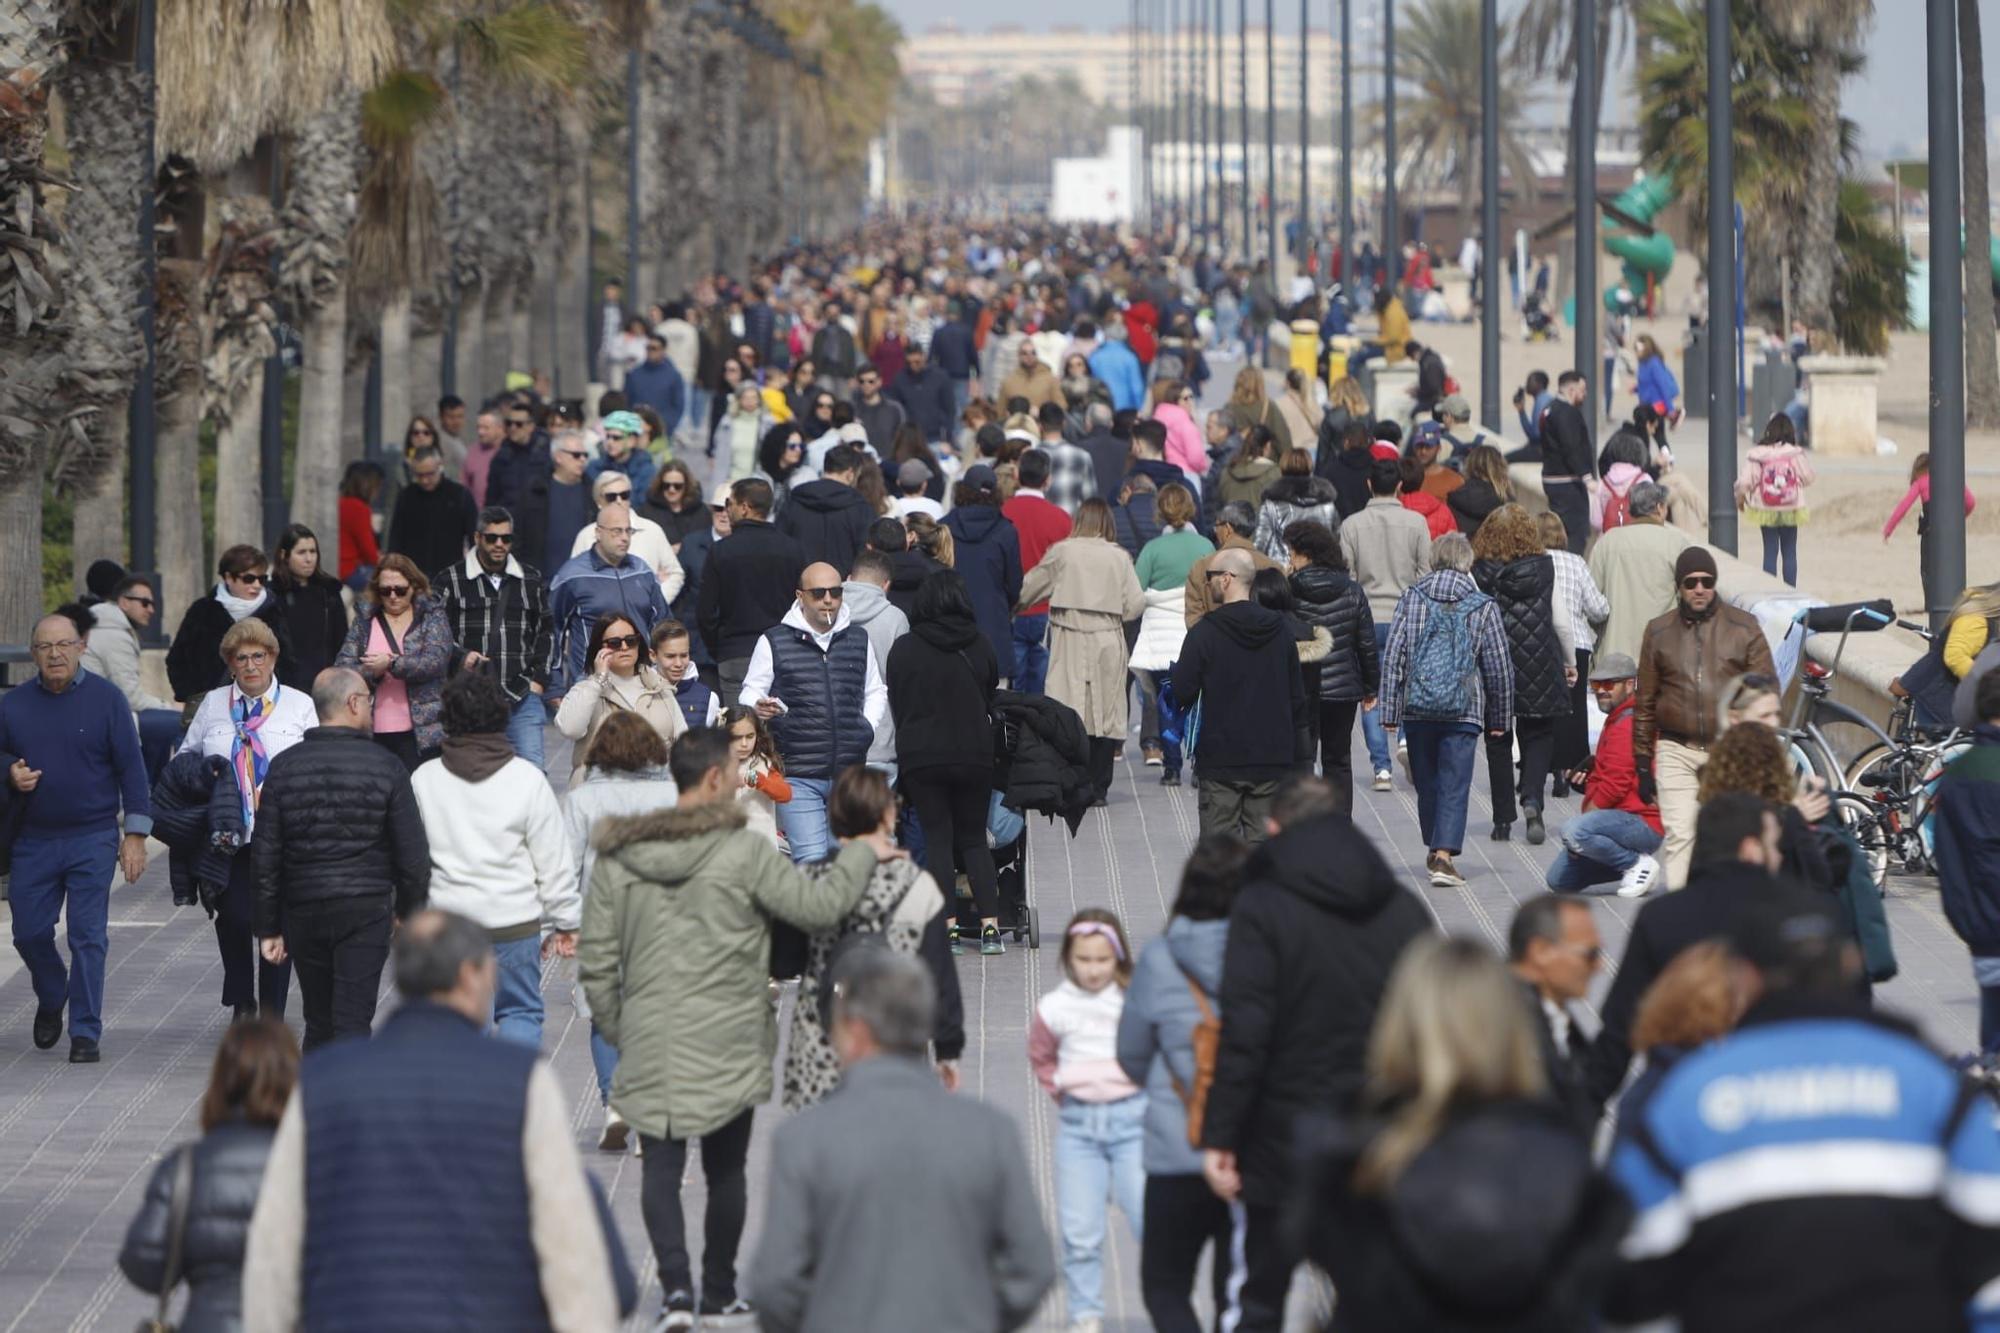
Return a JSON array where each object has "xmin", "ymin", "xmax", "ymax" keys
[{"xmin": 879, "ymin": 0, "xmax": 2000, "ymax": 158}]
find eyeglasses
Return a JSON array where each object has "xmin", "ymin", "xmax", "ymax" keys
[
  {"xmin": 601, "ymin": 488, "xmax": 633, "ymax": 503},
  {"xmin": 1681, "ymin": 575, "xmax": 1717, "ymax": 590},
  {"xmin": 412, "ymin": 470, "xmax": 443, "ymax": 483},
  {"xmin": 661, "ymin": 481, "xmax": 685, "ymax": 492},
  {"xmin": 557, "ymin": 449, "xmax": 588, "ymax": 461},
  {"xmin": 801, "ymin": 586, "xmax": 845, "ymax": 601},
  {"xmin": 598, "ymin": 525, "xmax": 634, "ymax": 537},
  {"xmin": 229, "ymin": 572, "xmax": 268, "ymax": 586},
  {"xmin": 377, "ymin": 585, "xmax": 412, "ymax": 599},
  {"xmin": 1587, "ymin": 679, "xmax": 1629, "ymax": 693},
  {"xmin": 506, "ymin": 418, "xmax": 533, "ymax": 428},
  {"xmin": 601, "ymin": 634, "xmax": 643, "ymax": 650},
  {"xmin": 30, "ymin": 638, "xmax": 82, "ymax": 654},
  {"xmin": 604, "ymin": 431, "xmax": 632, "ymax": 443},
  {"xmin": 231, "ymin": 650, "xmax": 272, "ymax": 667},
  {"xmin": 122, "ymin": 595, "xmax": 155, "ymax": 609},
  {"xmin": 411, "ymin": 427, "xmax": 435, "ymax": 438},
  {"xmin": 478, "ymin": 531, "xmax": 515, "ymax": 545}
]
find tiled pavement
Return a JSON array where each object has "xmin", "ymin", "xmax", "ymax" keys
[{"xmin": 0, "ymin": 719, "xmax": 1978, "ymax": 1332}]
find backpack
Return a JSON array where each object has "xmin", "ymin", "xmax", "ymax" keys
[
  {"xmin": 1601, "ymin": 480, "xmax": 1635, "ymax": 530},
  {"xmin": 1757, "ymin": 453, "xmax": 1803, "ymax": 508},
  {"xmin": 1403, "ymin": 590, "xmax": 1487, "ymax": 721},
  {"xmin": 1165, "ymin": 967, "xmax": 1221, "ymax": 1147}
]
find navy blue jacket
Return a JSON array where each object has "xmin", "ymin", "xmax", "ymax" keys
[
  {"xmin": 928, "ymin": 320, "xmax": 977, "ymax": 379},
  {"xmin": 886, "ymin": 364, "xmax": 957, "ymax": 442},
  {"xmin": 1936, "ymin": 726, "xmax": 2000, "ymax": 956},
  {"xmin": 942, "ymin": 505, "xmax": 1024, "ymax": 672},
  {"xmin": 624, "ymin": 359, "xmax": 687, "ymax": 433},
  {"xmin": 0, "ymin": 670, "xmax": 152, "ymax": 840}
]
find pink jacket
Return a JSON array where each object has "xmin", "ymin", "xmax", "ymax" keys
[
  {"xmin": 1884, "ymin": 474, "xmax": 1977, "ymax": 538},
  {"xmin": 1735, "ymin": 442, "xmax": 1816, "ymax": 514},
  {"xmin": 1591, "ymin": 461, "xmax": 1647, "ymax": 530},
  {"xmin": 1151, "ymin": 401, "xmax": 1209, "ymax": 477}
]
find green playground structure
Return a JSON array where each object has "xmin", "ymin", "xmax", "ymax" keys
[{"xmin": 1601, "ymin": 175, "xmax": 1677, "ymax": 311}]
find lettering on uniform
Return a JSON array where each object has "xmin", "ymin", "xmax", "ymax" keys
[{"xmin": 1698, "ymin": 1066, "xmax": 1901, "ymax": 1134}]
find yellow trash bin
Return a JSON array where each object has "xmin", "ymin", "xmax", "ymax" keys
[{"xmin": 1288, "ymin": 319, "xmax": 1321, "ymax": 381}]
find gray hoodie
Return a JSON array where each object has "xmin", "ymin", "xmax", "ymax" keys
[
  {"xmin": 1116, "ymin": 914, "xmax": 1230, "ymax": 1175},
  {"xmin": 842, "ymin": 579, "xmax": 910, "ymax": 768}
]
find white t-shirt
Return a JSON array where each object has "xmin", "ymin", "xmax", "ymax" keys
[{"xmin": 892, "ymin": 495, "xmax": 944, "ymax": 522}]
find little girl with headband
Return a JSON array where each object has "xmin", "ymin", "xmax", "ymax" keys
[{"xmin": 1028, "ymin": 908, "xmax": 1145, "ymax": 1333}]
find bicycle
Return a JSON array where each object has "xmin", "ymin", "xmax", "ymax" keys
[{"xmin": 1783, "ymin": 600, "xmax": 1907, "ymax": 792}]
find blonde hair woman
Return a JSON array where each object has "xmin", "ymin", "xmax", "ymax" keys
[
  {"xmin": 1227, "ymin": 364, "xmax": 1292, "ymax": 455},
  {"xmin": 1291, "ymin": 936, "xmax": 1629, "ymax": 1329},
  {"xmin": 1017, "ymin": 498, "xmax": 1146, "ymax": 804}
]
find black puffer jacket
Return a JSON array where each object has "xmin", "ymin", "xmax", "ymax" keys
[
  {"xmin": 993, "ymin": 689, "xmax": 1094, "ymax": 835},
  {"xmin": 1473, "ymin": 555, "xmax": 1571, "ymax": 720},
  {"xmin": 1448, "ymin": 477, "xmax": 1508, "ymax": 536},
  {"xmin": 119, "ymin": 1119, "xmax": 275, "ymax": 1333},
  {"xmin": 150, "ymin": 751, "xmax": 244, "ymax": 908},
  {"xmin": 250, "ymin": 726, "xmax": 431, "ymax": 936},
  {"xmin": 1288, "ymin": 565, "xmax": 1379, "ymax": 702},
  {"xmin": 275, "ymin": 571, "xmax": 350, "ymax": 684},
  {"xmin": 166, "ymin": 594, "xmax": 300, "ymax": 700}
]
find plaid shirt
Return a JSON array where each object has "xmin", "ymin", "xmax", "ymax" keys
[
  {"xmin": 1379, "ymin": 570, "xmax": 1514, "ymax": 731},
  {"xmin": 434, "ymin": 552, "xmax": 553, "ymax": 702},
  {"xmin": 1043, "ymin": 442, "xmax": 1099, "ymax": 516},
  {"xmin": 1549, "ymin": 548, "xmax": 1610, "ymax": 655}
]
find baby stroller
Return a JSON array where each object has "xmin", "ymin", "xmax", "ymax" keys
[{"xmin": 940, "ymin": 792, "xmax": 1039, "ymax": 949}]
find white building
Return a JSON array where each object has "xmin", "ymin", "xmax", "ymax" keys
[{"xmin": 900, "ymin": 22, "xmax": 1333, "ymax": 113}]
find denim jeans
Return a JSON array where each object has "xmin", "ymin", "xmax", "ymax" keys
[
  {"xmin": 136, "ymin": 708, "xmax": 184, "ymax": 789},
  {"xmin": 1401, "ymin": 720, "xmax": 1482, "ymax": 854},
  {"xmin": 777, "ymin": 775, "xmax": 834, "ymax": 863},
  {"xmin": 1359, "ymin": 623, "xmax": 1392, "ymax": 772},
  {"xmin": 1011, "ymin": 613, "xmax": 1049, "ymax": 694},
  {"xmin": 1762, "ymin": 525, "xmax": 1800, "ymax": 586},
  {"xmin": 506, "ymin": 691, "xmax": 547, "ymax": 772},
  {"xmin": 9, "ymin": 830, "xmax": 117, "ymax": 1042},
  {"xmin": 590, "ymin": 1023, "xmax": 619, "ymax": 1104},
  {"xmin": 490, "ymin": 934, "xmax": 544, "ymax": 1049},
  {"xmin": 1132, "ymin": 668, "xmax": 1162, "ymax": 747},
  {"xmin": 1055, "ymin": 1094, "xmax": 1147, "ymax": 1320},
  {"xmin": 949, "ymin": 377, "xmax": 972, "ymax": 421},
  {"xmin": 1546, "ymin": 809, "xmax": 1663, "ymax": 891}
]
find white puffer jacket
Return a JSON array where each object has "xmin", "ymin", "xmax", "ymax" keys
[{"xmin": 1128, "ymin": 586, "xmax": 1188, "ymax": 673}]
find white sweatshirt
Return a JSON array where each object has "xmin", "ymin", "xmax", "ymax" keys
[{"xmin": 411, "ymin": 755, "xmax": 581, "ymax": 935}]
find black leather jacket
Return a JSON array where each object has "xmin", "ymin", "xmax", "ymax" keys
[{"xmin": 120, "ymin": 1119, "xmax": 275, "ymax": 1333}]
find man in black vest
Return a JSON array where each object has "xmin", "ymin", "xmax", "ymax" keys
[
  {"xmin": 244, "ymin": 910, "xmax": 634, "ymax": 1329},
  {"xmin": 738, "ymin": 561, "xmax": 888, "ymax": 864}
]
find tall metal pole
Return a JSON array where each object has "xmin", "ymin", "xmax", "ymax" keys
[
  {"xmin": 1197, "ymin": 0, "xmax": 1209, "ymax": 246},
  {"xmin": 1705, "ymin": 0, "xmax": 1737, "ymax": 554},
  {"xmin": 1168, "ymin": 0, "xmax": 1180, "ymax": 228},
  {"xmin": 625, "ymin": 46, "xmax": 641, "ymax": 297},
  {"xmin": 1574, "ymin": 0, "xmax": 1598, "ymax": 411},
  {"xmin": 1132, "ymin": 0, "xmax": 1143, "ymax": 224},
  {"xmin": 1336, "ymin": 0, "xmax": 1350, "ymax": 287},
  {"xmin": 1929, "ymin": 0, "xmax": 1966, "ymax": 618},
  {"xmin": 129, "ymin": 0, "xmax": 159, "ymax": 603},
  {"xmin": 1264, "ymin": 0, "xmax": 1277, "ymax": 273},
  {"xmin": 1383, "ymin": 0, "xmax": 1397, "ymax": 261},
  {"xmin": 1479, "ymin": 0, "xmax": 1500, "ymax": 427},
  {"xmin": 1240, "ymin": 0, "xmax": 1251, "ymax": 258},
  {"xmin": 1298, "ymin": 0, "xmax": 1310, "ymax": 267},
  {"xmin": 1215, "ymin": 0, "xmax": 1227, "ymax": 255}
]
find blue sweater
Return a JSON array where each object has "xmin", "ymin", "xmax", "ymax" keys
[{"xmin": 0, "ymin": 670, "xmax": 152, "ymax": 838}]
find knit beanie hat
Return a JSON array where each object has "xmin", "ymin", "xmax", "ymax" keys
[{"xmin": 1674, "ymin": 546, "xmax": 1719, "ymax": 583}]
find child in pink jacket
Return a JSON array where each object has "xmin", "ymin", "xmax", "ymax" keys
[{"xmin": 1734, "ymin": 413, "xmax": 1816, "ymax": 587}]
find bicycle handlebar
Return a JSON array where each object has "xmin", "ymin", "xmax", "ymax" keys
[{"xmin": 1794, "ymin": 599, "xmax": 1897, "ymax": 635}]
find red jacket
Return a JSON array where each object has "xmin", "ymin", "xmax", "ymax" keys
[
  {"xmin": 1400, "ymin": 490, "xmax": 1455, "ymax": 540},
  {"xmin": 1587, "ymin": 696, "xmax": 1664, "ymax": 833},
  {"xmin": 1125, "ymin": 301, "xmax": 1160, "ymax": 367},
  {"xmin": 339, "ymin": 495, "xmax": 380, "ymax": 580},
  {"xmin": 1002, "ymin": 492, "xmax": 1073, "ymax": 616}
]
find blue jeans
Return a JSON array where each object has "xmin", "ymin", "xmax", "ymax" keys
[
  {"xmin": 949, "ymin": 377, "xmax": 971, "ymax": 421},
  {"xmin": 491, "ymin": 934, "xmax": 544, "ymax": 1049},
  {"xmin": 777, "ymin": 775, "xmax": 834, "ymax": 863},
  {"xmin": 10, "ymin": 830, "xmax": 118, "ymax": 1042},
  {"xmin": 1360, "ymin": 622, "xmax": 1392, "ymax": 772},
  {"xmin": 591, "ymin": 1023, "xmax": 619, "ymax": 1104},
  {"xmin": 1012, "ymin": 613, "xmax": 1049, "ymax": 694},
  {"xmin": 1055, "ymin": 1095, "xmax": 1147, "ymax": 1319},
  {"xmin": 1762, "ymin": 525, "xmax": 1799, "ymax": 586},
  {"xmin": 685, "ymin": 387, "xmax": 711, "ymax": 446},
  {"xmin": 1546, "ymin": 809, "xmax": 1663, "ymax": 891},
  {"xmin": 1401, "ymin": 720, "xmax": 1481, "ymax": 854},
  {"xmin": 137, "ymin": 708, "xmax": 184, "ymax": 789},
  {"xmin": 507, "ymin": 690, "xmax": 547, "ymax": 772}
]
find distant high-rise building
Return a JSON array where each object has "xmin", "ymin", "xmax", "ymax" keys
[{"xmin": 899, "ymin": 21, "xmax": 1327, "ymax": 113}]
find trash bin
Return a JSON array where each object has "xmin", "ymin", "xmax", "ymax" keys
[{"xmin": 1288, "ymin": 320, "xmax": 1321, "ymax": 382}]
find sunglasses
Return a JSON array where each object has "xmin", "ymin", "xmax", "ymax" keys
[
  {"xmin": 1681, "ymin": 575, "xmax": 1716, "ymax": 590},
  {"xmin": 478, "ymin": 531, "xmax": 515, "ymax": 545},
  {"xmin": 601, "ymin": 634, "xmax": 643, "ymax": 650},
  {"xmin": 602, "ymin": 489, "xmax": 633, "ymax": 503},
  {"xmin": 411, "ymin": 427, "xmax": 435, "ymax": 437},
  {"xmin": 123, "ymin": 595, "xmax": 155, "ymax": 609},
  {"xmin": 557, "ymin": 448, "xmax": 588, "ymax": 460},
  {"xmin": 662, "ymin": 481, "xmax": 685, "ymax": 492},
  {"xmin": 506, "ymin": 418, "xmax": 533, "ymax": 428},
  {"xmin": 801, "ymin": 586, "xmax": 845, "ymax": 601},
  {"xmin": 378, "ymin": 585, "xmax": 412, "ymax": 599},
  {"xmin": 230, "ymin": 572, "xmax": 268, "ymax": 586}
]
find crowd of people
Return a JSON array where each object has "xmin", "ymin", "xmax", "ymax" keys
[{"xmin": 8, "ymin": 217, "xmax": 2000, "ymax": 1333}]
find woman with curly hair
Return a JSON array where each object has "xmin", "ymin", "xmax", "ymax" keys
[
  {"xmin": 1694, "ymin": 721, "xmax": 1834, "ymax": 891},
  {"xmin": 1471, "ymin": 504, "xmax": 1575, "ymax": 844}
]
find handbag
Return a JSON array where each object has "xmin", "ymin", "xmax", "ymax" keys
[{"xmin": 136, "ymin": 1145, "xmax": 194, "ymax": 1333}]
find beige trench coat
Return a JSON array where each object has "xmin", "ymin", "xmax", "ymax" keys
[{"xmin": 1018, "ymin": 535, "xmax": 1146, "ymax": 739}]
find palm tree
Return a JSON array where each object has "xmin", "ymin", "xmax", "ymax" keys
[
  {"xmin": 1511, "ymin": 0, "xmax": 1645, "ymax": 137},
  {"xmin": 1961, "ymin": 0, "xmax": 2000, "ymax": 428},
  {"xmin": 1832, "ymin": 178, "xmax": 1909, "ymax": 356},
  {"xmin": 1375, "ymin": 0, "xmax": 1539, "ymax": 234},
  {"xmin": 0, "ymin": 11, "xmax": 70, "ymax": 640}
]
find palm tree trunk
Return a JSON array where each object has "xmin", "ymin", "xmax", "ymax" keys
[
  {"xmin": 379, "ymin": 288, "xmax": 412, "ymax": 441},
  {"xmin": 341, "ymin": 335, "xmax": 368, "ymax": 459},
  {"xmin": 1962, "ymin": 0, "xmax": 2000, "ymax": 427},
  {"xmin": 507, "ymin": 274, "xmax": 533, "ymax": 383},
  {"xmin": 0, "ymin": 471, "xmax": 41, "ymax": 641},
  {"xmin": 72, "ymin": 430, "xmax": 128, "ymax": 587},
  {"xmin": 455, "ymin": 282, "xmax": 486, "ymax": 403},
  {"xmin": 1792, "ymin": 44, "xmax": 1846, "ymax": 338},
  {"xmin": 294, "ymin": 273, "xmax": 349, "ymax": 544},
  {"xmin": 156, "ymin": 261, "xmax": 208, "ymax": 626},
  {"xmin": 212, "ymin": 374, "xmax": 265, "ymax": 551},
  {"xmin": 483, "ymin": 273, "xmax": 513, "ymax": 396},
  {"xmin": 554, "ymin": 107, "xmax": 589, "ymax": 396}
]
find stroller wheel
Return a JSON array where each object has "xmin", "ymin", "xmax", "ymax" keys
[{"xmin": 1027, "ymin": 906, "xmax": 1042, "ymax": 950}]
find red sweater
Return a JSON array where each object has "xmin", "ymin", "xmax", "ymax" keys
[
  {"xmin": 1003, "ymin": 492, "xmax": 1073, "ymax": 616},
  {"xmin": 339, "ymin": 495, "xmax": 380, "ymax": 580},
  {"xmin": 1587, "ymin": 697, "xmax": 1663, "ymax": 833}
]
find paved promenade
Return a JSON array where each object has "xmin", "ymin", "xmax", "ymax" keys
[{"xmin": 0, "ymin": 709, "xmax": 1980, "ymax": 1331}]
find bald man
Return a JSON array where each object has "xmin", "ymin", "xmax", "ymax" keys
[{"xmin": 740, "ymin": 561, "xmax": 890, "ymax": 863}]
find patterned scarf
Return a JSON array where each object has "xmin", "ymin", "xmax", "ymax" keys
[{"xmin": 230, "ymin": 688, "xmax": 273, "ymax": 834}]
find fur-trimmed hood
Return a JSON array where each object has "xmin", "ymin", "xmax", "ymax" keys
[{"xmin": 593, "ymin": 799, "xmax": 750, "ymax": 883}]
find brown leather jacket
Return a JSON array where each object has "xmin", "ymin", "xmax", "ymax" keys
[{"xmin": 1632, "ymin": 600, "xmax": 1775, "ymax": 760}]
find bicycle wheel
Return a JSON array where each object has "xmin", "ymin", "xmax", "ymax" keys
[
  {"xmin": 1834, "ymin": 793, "xmax": 1891, "ymax": 890},
  {"xmin": 1843, "ymin": 741, "xmax": 1897, "ymax": 794}
]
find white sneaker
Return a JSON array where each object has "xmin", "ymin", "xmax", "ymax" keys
[
  {"xmin": 1067, "ymin": 1319, "xmax": 1103, "ymax": 1333},
  {"xmin": 1618, "ymin": 853, "xmax": 1661, "ymax": 899},
  {"xmin": 598, "ymin": 1106, "xmax": 630, "ymax": 1153},
  {"xmin": 1373, "ymin": 768, "xmax": 1393, "ymax": 792}
]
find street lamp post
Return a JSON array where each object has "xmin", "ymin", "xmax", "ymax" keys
[
  {"xmin": 1337, "ymin": 0, "xmax": 1351, "ymax": 289},
  {"xmin": 1705, "ymin": 0, "xmax": 1737, "ymax": 553},
  {"xmin": 1298, "ymin": 0, "xmax": 1310, "ymax": 268},
  {"xmin": 1265, "ymin": 0, "xmax": 1277, "ymax": 273},
  {"xmin": 1480, "ymin": 0, "xmax": 1500, "ymax": 427},
  {"xmin": 1929, "ymin": 0, "xmax": 1965, "ymax": 619},
  {"xmin": 1383, "ymin": 0, "xmax": 1397, "ymax": 260},
  {"xmin": 1240, "ymin": 0, "xmax": 1251, "ymax": 258}
]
